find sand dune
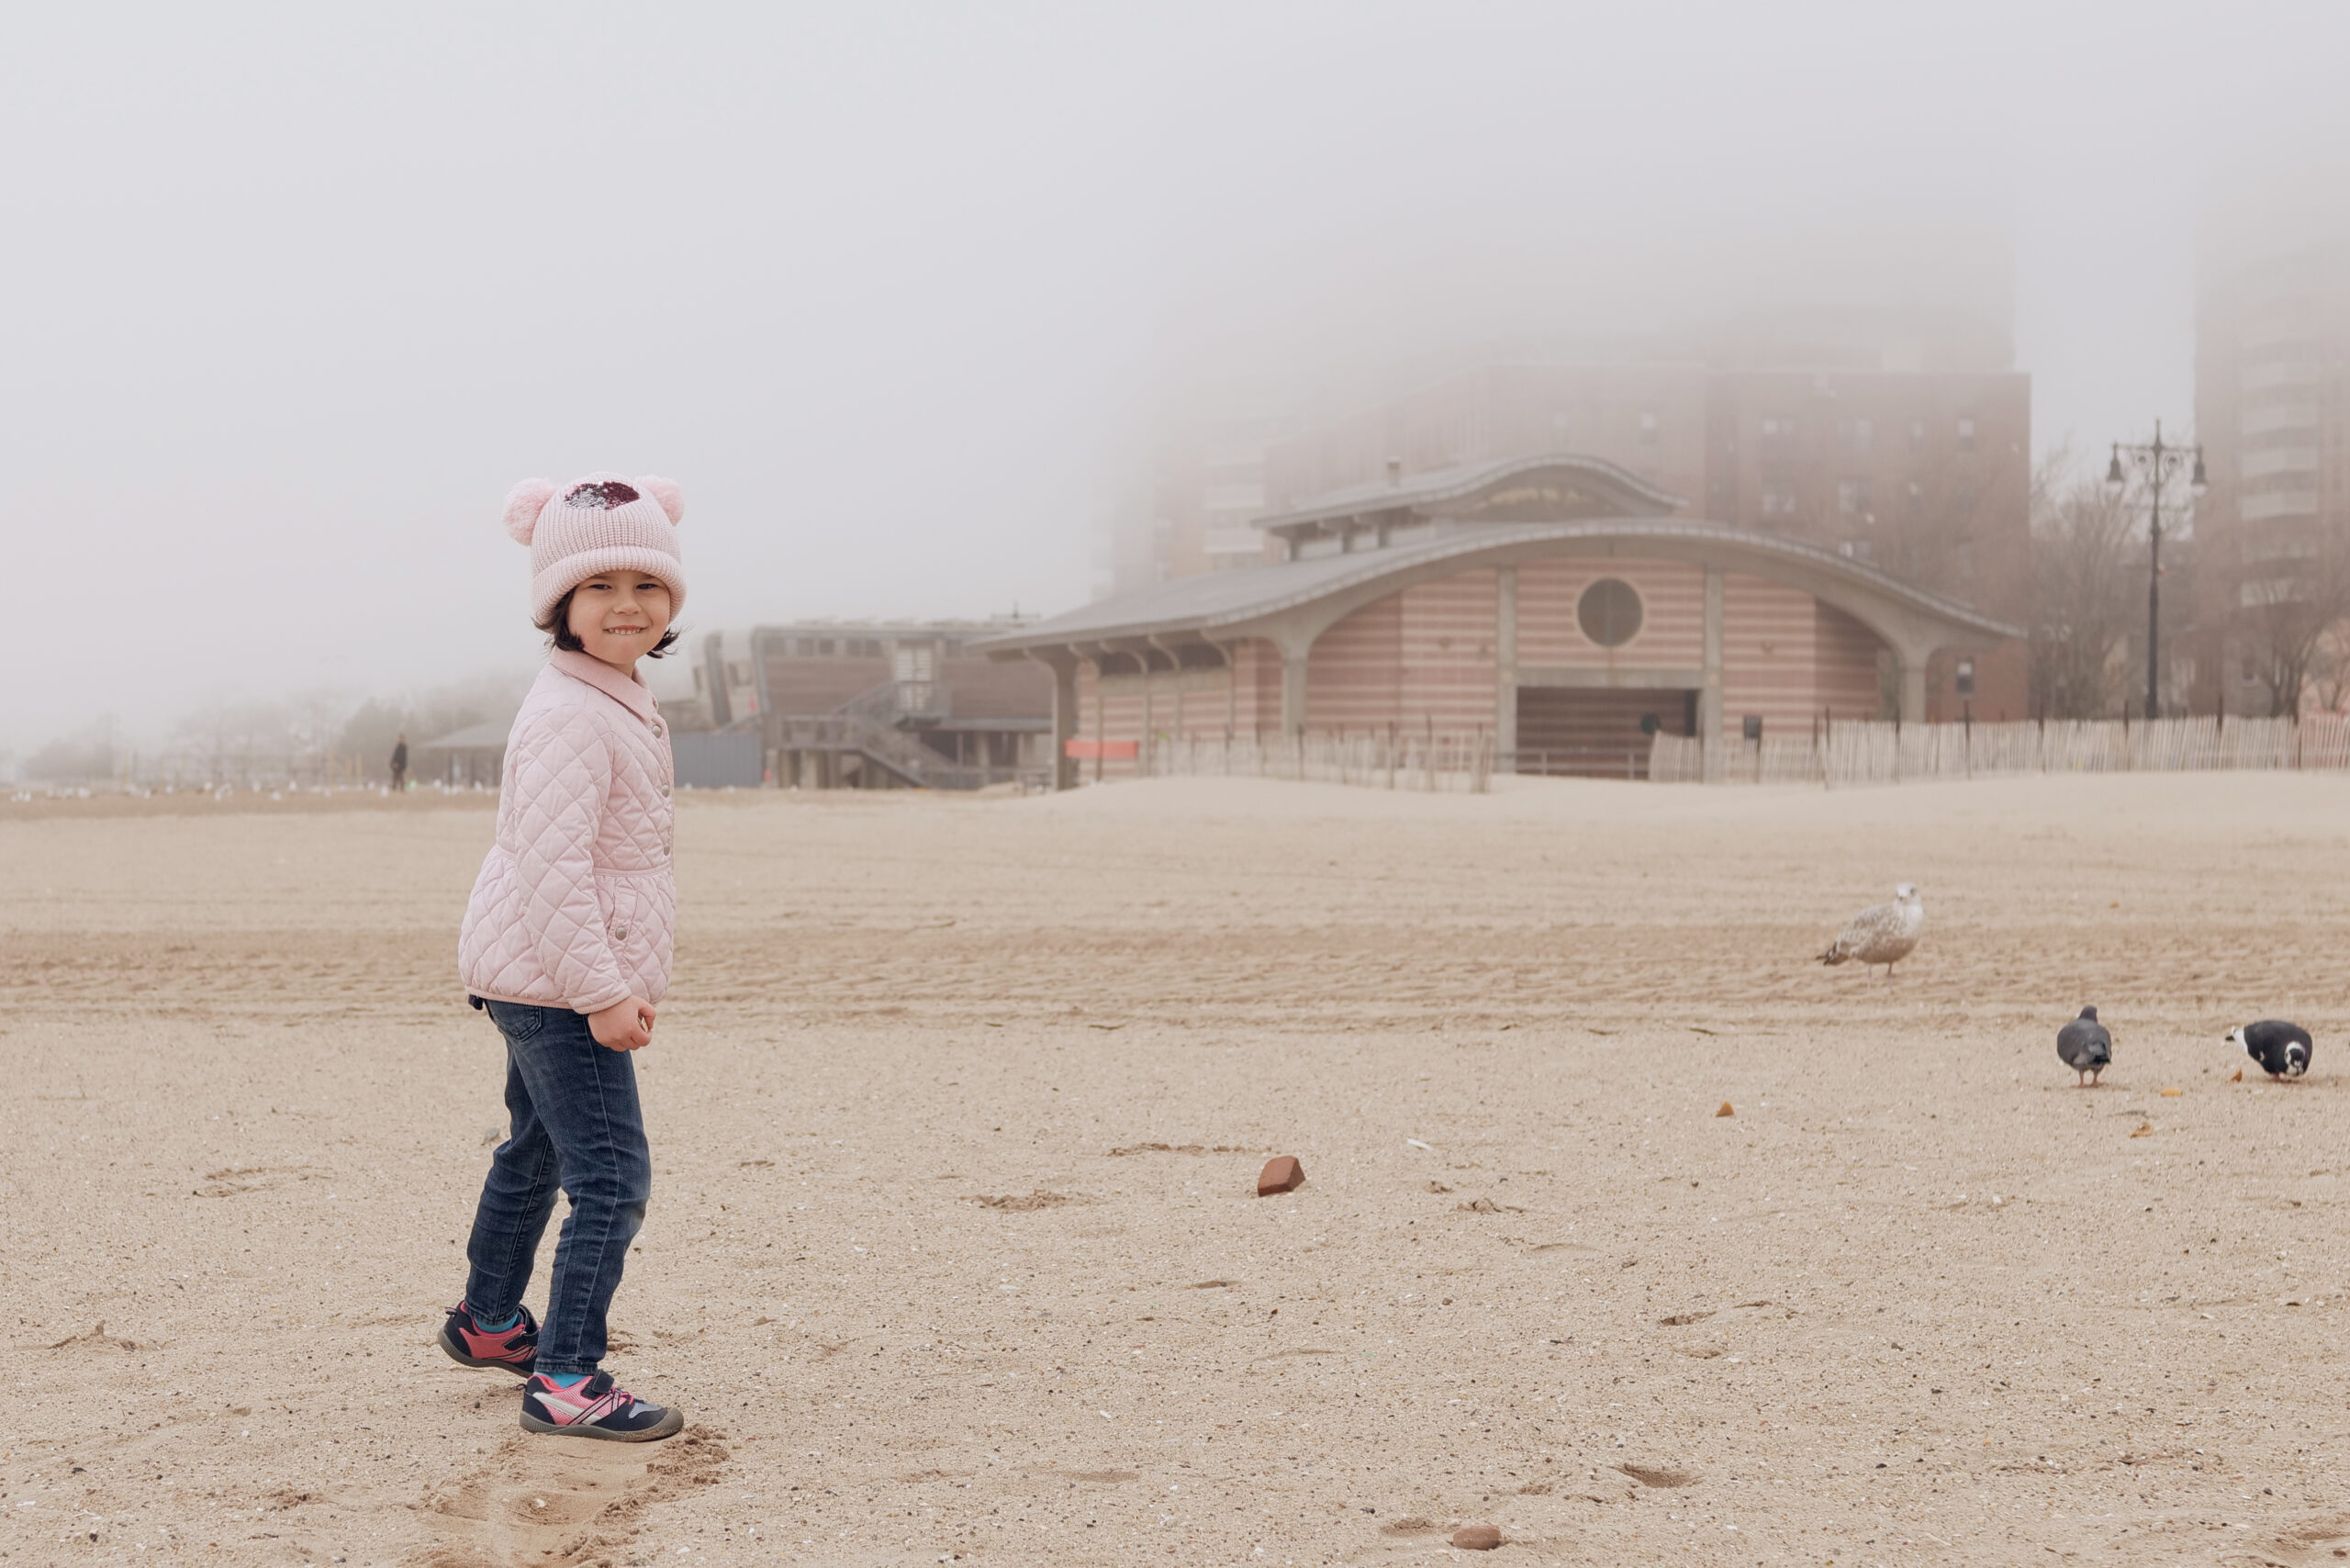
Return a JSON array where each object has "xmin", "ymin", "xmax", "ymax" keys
[{"xmin": 6, "ymin": 772, "xmax": 2349, "ymax": 1564}]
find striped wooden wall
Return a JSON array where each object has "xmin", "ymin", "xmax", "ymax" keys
[
  {"xmin": 1164, "ymin": 669, "xmax": 1237, "ymax": 739},
  {"xmin": 1718, "ymin": 575, "xmax": 1821, "ymax": 744},
  {"xmin": 1061, "ymin": 560, "xmax": 1895, "ymax": 767},
  {"xmin": 1230, "ymin": 640, "xmax": 1281, "ymax": 734},
  {"xmin": 1815, "ymin": 603, "xmax": 1891, "ymax": 724},
  {"xmin": 1718, "ymin": 576, "xmax": 1892, "ymax": 743},
  {"xmin": 1076, "ymin": 662, "xmax": 1259, "ymax": 779},
  {"xmin": 1395, "ymin": 570, "xmax": 1501, "ymax": 733},
  {"xmin": 1516, "ymin": 558, "xmax": 1706, "ymax": 668},
  {"xmin": 1306, "ymin": 596, "xmax": 1404, "ymax": 731}
]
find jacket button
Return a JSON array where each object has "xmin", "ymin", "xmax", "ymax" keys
[
  {"xmin": 661, "ymin": 782, "xmax": 671, "ymax": 796},
  {"xmin": 612, "ymin": 924, "xmax": 631, "ymax": 940},
  {"xmin": 651, "ymin": 722, "xmax": 664, "ymax": 737}
]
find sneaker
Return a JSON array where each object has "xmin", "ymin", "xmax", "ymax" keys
[
  {"xmin": 436, "ymin": 1301, "xmax": 540, "ymax": 1376},
  {"xmin": 520, "ymin": 1372, "xmax": 684, "ymax": 1442}
]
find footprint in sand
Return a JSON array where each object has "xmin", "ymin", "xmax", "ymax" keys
[{"xmin": 416, "ymin": 1416, "xmax": 727, "ymax": 1568}]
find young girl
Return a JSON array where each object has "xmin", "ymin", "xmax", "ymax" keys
[{"xmin": 437, "ymin": 473, "xmax": 689, "ymax": 1441}]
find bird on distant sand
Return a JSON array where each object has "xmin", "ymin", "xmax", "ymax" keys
[
  {"xmin": 1818, "ymin": 883, "xmax": 1925, "ymax": 980},
  {"xmin": 2228, "ymin": 1020, "xmax": 2312, "ymax": 1081},
  {"xmin": 2056, "ymin": 1005, "xmax": 2112, "ymax": 1087}
]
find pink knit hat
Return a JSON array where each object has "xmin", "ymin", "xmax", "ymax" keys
[{"xmin": 503, "ymin": 472, "xmax": 688, "ymax": 624}]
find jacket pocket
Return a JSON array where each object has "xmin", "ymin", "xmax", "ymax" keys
[{"xmin": 596, "ymin": 877, "xmax": 642, "ymax": 945}]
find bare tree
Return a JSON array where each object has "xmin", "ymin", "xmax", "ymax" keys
[
  {"xmin": 2309, "ymin": 622, "xmax": 2350, "ymax": 714},
  {"xmin": 2234, "ymin": 523, "xmax": 2350, "ymax": 717},
  {"xmin": 26, "ymin": 717, "xmax": 118, "ymax": 782},
  {"xmin": 2027, "ymin": 443, "xmax": 2139, "ymax": 720},
  {"xmin": 336, "ymin": 671, "xmax": 532, "ymax": 782}
]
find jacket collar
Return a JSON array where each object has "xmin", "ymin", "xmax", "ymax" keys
[{"xmin": 549, "ymin": 649, "xmax": 661, "ymax": 725}]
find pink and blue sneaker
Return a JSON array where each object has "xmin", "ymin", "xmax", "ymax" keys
[
  {"xmin": 520, "ymin": 1371, "xmax": 685, "ymax": 1441},
  {"xmin": 436, "ymin": 1301, "xmax": 540, "ymax": 1376}
]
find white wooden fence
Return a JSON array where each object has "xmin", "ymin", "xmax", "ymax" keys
[
  {"xmin": 1648, "ymin": 713, "xmax": 2350, "ymax": 786},
  {"xmin": 1146, "ymin": 733, "xmax": 1496, "ymax": 793}
]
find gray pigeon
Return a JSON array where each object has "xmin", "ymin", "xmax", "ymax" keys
[{"xmin": 2057, "ymin": 1005, "xmax": 2112, "ymax": 1087}]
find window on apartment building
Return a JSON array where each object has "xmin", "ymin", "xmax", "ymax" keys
[
  {"xmin": 1760, "ymin": 416, "xmax": 1797, "ymax": 440},
  {"xmin": 1762, "ymin": 491, "xmax": 1797, "ymax": 517},
  {"xmin": 1639, "ymin": 410, "xmax": 1659, "ymax": 444},
  {"xmin": 1850, "ymin": 418, "xmax": 1873, "ymax": 454},
  {"xmin": 1837, "ymin": 478, "xmax": 1872, "ymax": 518},
  {"xmin": 1907, "ymin": 479, "xmax": 1924, "ymax": 513},
  {"xmin": 1837, "ymin": 539, "xmax": 1875, "ymax": 563},
  {"xmin": 1954, "ymin": 486, "xmax": 1976, "ymax": 516},
  {"xmin": 1953, "ymin": 540, "xmax": 1975, "ymax": 577},
  {"xmin": 813, "ymin": 638, "xmax": 836, "ymax": 656},
  {"xmin": 1957, "ymin": 416, "xmax": 1977, "ymax": 450},
  {"xmin": 1909, "ymin": 419, "xmax": 1927, "ymax": 449}
]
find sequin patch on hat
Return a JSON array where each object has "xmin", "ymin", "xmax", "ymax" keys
[{"xmin": 564, "ymin": 480, "xmax": 641, "ymax": 510}]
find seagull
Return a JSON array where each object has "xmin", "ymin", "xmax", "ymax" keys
[
  {"xmin": 2228, "ymin": 1020, "xmax": 2312, "ymax": 1081},
  {"xmin": 1819, "ymin": 883, "xmax": 1925, "ymax": 980},
  {"xmin": 2057, "ymin": 1005, "xmax": 2112, "ymax": 1087}
]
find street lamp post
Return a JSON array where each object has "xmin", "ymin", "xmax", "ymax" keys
[{"xmin": 2108, "ymin": 420, "xmax": 2208, "ymax": 720}]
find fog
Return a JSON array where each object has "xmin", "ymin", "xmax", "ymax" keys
[{"xmin": 5, "ymin": 1, "xmax": 2344, "ymax": 755}]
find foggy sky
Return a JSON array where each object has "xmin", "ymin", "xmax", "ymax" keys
[{"xmin": 6, "ymin": 1, "xmax": 2344, "ymax": 751}]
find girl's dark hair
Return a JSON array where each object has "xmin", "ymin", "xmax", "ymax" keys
[{"xmin": 538, "ymin": 584, "xmax": 682, "ymax": 658}]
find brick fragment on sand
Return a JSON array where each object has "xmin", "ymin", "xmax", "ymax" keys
[
  {"xmin": 1716, "ymin": 1101, "xmax": 1735, "ymax": 1117},
  {"xmin": 1257, "ymin": 1155, "xmax": 1305, "ymax": 1196},
  {"xmin": 2231, "ymin": 1068, "xmax": 2244, "ymax": 1082},
  {"xmin": 1451, "ymin": 1523, "xmax": 1504, "ymax": 1551}
]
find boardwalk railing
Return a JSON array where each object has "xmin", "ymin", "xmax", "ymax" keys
[
  {"xmin": 1146, "ymin": 733, "xmax": 1495, "ymax": 793},
  {"xmin": 1648, "ymin": 713, "xmax": 2350, "ymax": 786}
]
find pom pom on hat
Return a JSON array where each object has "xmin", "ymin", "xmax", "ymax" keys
[
  {"xmin": 636, "ymin": 475, "xmax": 684, "ymax": 525},
  {"xmin": 503, "ymin": 478, "xmax": 558, "ymax": 544}
]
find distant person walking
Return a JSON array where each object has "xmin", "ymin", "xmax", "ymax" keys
[
  {"xmin": 389, "ymin": 733, "xmax": 408, "ymax": 792},
  {"xmin": 439, "ymin": 473, "xmax": 690, "ymax": 1442}
]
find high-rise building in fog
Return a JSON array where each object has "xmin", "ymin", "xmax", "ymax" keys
[
  {"xmin": 2192, "ymin": 192, "xmax": 2350, "ymax": 715},
  {"xmin": 1111, "ymin": 309, "xmax": 2031, "ymax": 718}
]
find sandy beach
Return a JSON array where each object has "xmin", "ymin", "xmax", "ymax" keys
[{"xmin": 7, "ymin": 771, "xmax": 2350, "ymax": 1566}]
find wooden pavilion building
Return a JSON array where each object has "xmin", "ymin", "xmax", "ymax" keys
[{"xmin": 975, "ymin": 453, "xmax": 2023, "ymax": 787}]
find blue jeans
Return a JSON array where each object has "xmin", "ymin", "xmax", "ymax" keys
[{"xmin": 462, "ymin": 1000, "xmax": 652, "ymax": 1376}]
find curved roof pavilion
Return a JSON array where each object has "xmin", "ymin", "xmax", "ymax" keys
[{"xmin": 976, "ymin": 453, "xmax": 2021, "ymax": 779}]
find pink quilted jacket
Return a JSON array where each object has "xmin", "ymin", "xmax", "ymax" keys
[{"xmin": 458, "ymin": 651, "xmax": 677, "ymax": 1013}]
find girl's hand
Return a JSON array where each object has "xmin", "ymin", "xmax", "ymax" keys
[{"xmin": 589, "ymin": 996, "xmax": 656, "ymax": 1051}]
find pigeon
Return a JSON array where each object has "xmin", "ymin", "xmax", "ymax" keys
[
  {"xmin": 2228, "ymin": 1020, "xmax": 2312, "ymax": 1081},
  {"xmin": 1819, "ymin": 883, "xmax": 1925, "ymax": 979},
  {"xmin": 2056, "ymin": 1004, "xmax": 2112, "ymax": 1087}
]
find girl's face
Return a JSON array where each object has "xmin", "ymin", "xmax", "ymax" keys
[{"xmin": 566, "ymin": 572, "xmax": 674, "ymax": 672}]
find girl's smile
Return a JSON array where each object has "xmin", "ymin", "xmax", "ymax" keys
[{"xmin": 566, "ymin": 572, "xmax": 674, "ymax": 674}]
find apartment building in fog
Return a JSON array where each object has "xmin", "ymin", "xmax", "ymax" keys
[
  {"xmin": 1125, "ymin": 313, "xmax": 2031, "ymax": 721},
  {"xmin": 2193, "ymin": 196, "xmax": 2350, "ymax": 715}
]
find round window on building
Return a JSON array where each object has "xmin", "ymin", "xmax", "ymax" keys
[{"xmin": 1576, "ymin": 577, "xmax": 1643, "ymax": 647}]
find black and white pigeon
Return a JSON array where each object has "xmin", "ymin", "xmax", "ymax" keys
[
  {"xmin": 2056, "ymin": 1005, "xmax": 2112, "ymax": 1087},
  {"xmin": 2228, "ymin": 1020, "xmax": 2312, "ymax": 1081}
]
